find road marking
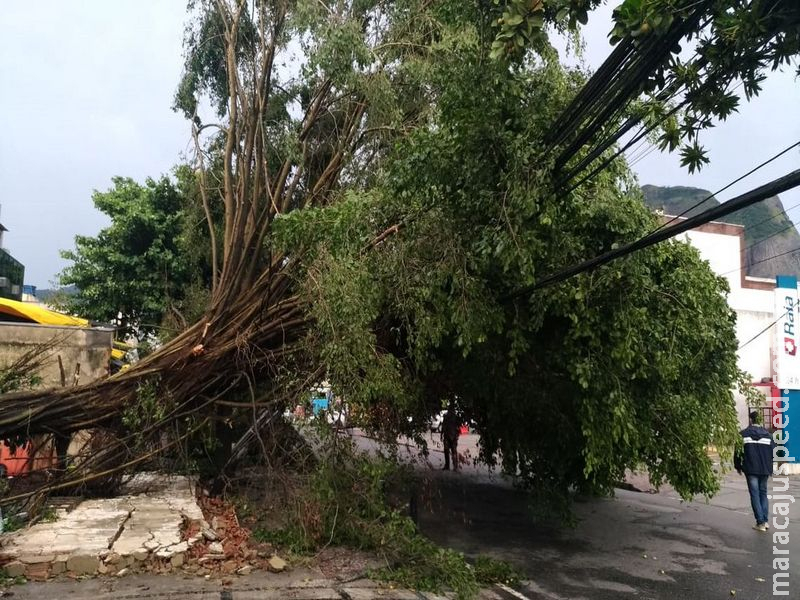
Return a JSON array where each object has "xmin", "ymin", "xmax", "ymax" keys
[{"xmin": 495, "ymin": 582, "xmax": 534, "ymax": 600}]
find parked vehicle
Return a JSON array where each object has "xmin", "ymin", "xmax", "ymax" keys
[{"xmin": 284, "ymin": 383, "xmax": 348, "ymax": 429}]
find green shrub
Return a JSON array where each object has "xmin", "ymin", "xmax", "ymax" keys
[{"xmin": 252, "ymin": 431, "xmax": 518, "ymax": 599}]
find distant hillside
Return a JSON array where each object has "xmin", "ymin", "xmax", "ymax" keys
[
  {"xmin": 641, "ymin": 185, "xmax": 800, "ymax": 279},
  {"xmin": 35, "ymin": 285, "xmax": 78, "ymax": 305}
]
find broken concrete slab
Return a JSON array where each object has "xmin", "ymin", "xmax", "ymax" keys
[
  {"xmin": 168, "ymin": 541, "xmax": 188, "ymax": 554},
  {"xmin": 198, "ymin": 554, "xmax": 225, "ymax": 564},
  {"xmin": 0, "ymin": 474, "xmax": 203, "ymax": 579},
  {"xmin": 17, "ymin": 554, "xmax": 55, "ymax": 565}
]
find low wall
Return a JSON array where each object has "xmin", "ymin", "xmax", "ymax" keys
[{"xmin": 0, "ymin": 322, "xmax": 113, "ymax": 388}]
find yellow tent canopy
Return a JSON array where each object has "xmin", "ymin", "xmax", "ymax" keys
[{"xmin": 0, "ymin": 297, "xmax": 89, "ymax": 328}]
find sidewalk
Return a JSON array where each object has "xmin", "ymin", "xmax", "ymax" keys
[
  {"xmin": 1, "ymin": 567, "xmax": 509, "ymax": 599},
  {"xmin": 0, "ymin": 472, "xmax": 511, "ymax": 599}
]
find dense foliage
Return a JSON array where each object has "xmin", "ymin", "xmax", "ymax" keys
[
  {"xmin": 57, "ymin": 172, "xmax": 208, "ymax": 340},
  {"xmin": 493, "ymin": 0, "xmax": 800, "ymax": 173},
  {"xmin": 45, "ymin": 0, "xmax": 800, "ymax": 510},
  {"xmin": 269, "ymin": 0, "xmax": 741, "ymax": 504}
]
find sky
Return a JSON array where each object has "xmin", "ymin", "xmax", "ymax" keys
[{"xmin": 0, "ymin": 2, "xmax": 798, "ymax": 288}]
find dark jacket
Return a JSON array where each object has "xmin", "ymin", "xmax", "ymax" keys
[
  {"xmin": 441, "ymin": 410, "xmax": 460, "ymax": 441},
  {"xmin": 734, "ymin": 425, "xmax": 776, "ymax": 476}
]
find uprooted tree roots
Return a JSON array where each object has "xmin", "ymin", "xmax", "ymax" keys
[{"xmin": 0, "ymin": 282, "xmax": 312, "ymax": 502}]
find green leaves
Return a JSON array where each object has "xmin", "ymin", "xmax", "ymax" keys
[
  {"xmin": 489, "ymin": 0, "xmax": 550, "ymax": 61},
  {"xmin": 58, "ymin": 174, "xmax": 202, "ymax": 340},
  {"xmin": 609, "ymin": 0, "xmax": 800, "ymax": 173},
  {"xmin": 166, "ymin": 0, "xmax": 749, "ymax": 512},
  {"xmin": 679, "ymin": 142, "xmax": 710, "ymax": 174},
  {"xmin": 294, "ymin": 3, "xmax": 741, "ymax": 506}
]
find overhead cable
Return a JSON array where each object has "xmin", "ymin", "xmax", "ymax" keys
[
  {"xmin": 507, "ymin": 169, "xmax": 800, "ymax": 299},
  {"xmin": 651, "ymin": 139, "xmax": 800, "ymax": 234}
]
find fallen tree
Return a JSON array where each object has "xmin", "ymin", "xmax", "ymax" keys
[{"xmin": 2, "ymin": 0, "xmax": 798, "ymax": 506}]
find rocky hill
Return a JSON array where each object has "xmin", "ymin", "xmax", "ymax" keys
[{"xmin": 641, "ymin": 185, "xmax": 800, "ymax": 279}]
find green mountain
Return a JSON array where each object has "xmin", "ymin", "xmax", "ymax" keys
[
  {"xmin": 641, "ymin": 185, "xmax": 800, "ymax": 279},
  {"xmin": 34, "ymin": 285, "xmax": 78, "ymax": 305}
]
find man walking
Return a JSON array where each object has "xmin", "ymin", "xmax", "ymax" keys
[
  {"xmin": 734, "ymin": 410, "xmax": 776, "ymax": 531},
  {"xmin": 441, "ymin": 405, "xmax": 461, "ymax": 471}
]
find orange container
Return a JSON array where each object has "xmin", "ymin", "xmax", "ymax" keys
[{"xmin": 0, "ymin": 441, "xmax": 32, "ymax": 477}]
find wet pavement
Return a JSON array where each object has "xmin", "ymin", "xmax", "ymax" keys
[
  {"xmin": 414, "ymin": 439, "xmax": 800, "ymax": 599},
  {"xmin": 3, "ymin": 433, "xmax": 797, "ymax": 599}
]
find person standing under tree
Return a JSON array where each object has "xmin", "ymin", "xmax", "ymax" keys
[
  {"xmin": 734, "ymin": 410, "xmax": 776, "ymax": 531},
  {"xmin": 441, "ymin": 404, "xmax": 460, "ymax": 471}
]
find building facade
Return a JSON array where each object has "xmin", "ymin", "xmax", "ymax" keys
[
  {"xmin": 675, "ymin": 217, "xmax": 800, "ymax": 472},
  {"xmin": 0, "ymin": 220, "xmax": 24, "ymax": 301}
]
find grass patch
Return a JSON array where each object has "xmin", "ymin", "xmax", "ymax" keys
[{"xmin": 0, "ymin": 568, "xmax": 26, "ymax": 586}]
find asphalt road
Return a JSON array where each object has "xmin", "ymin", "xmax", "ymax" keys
[{"xmin": 365, "ymin": 431, "xmax": 800, "ymax": 600}]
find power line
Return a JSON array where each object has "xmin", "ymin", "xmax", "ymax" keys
[
  {"xmin": 651, "ymin": 139, "xmax": 800, "ymax": 234},
  {"xmin": 560, "ymin": 56, "xmax": 735, "ymax": 192},
  {"xmin": 628, "ymin": 143, "xmax": 659, "ymax": 168},
  {"xmin": 720, "ymin": 242, "xmax": 800, "ymax": 278},
  {"xmin": 546, "ymin": 5, "xmax": 713, "ymax": 173},
  {"xmin": 739, "ymin": 197, "xmax": 800, "ymax": 240},
  {"xmin": 741, "ymin": 220, "xmax": 800, "ymax": 254},
  {"xmin": 654, "ymin": 196, "xmax": 800, "ymax": 271},
  {"xmin": 506, "ymin": 169, "xmax": 800, "ymax": 299},
  {"xmin": 738, "ymin": 309, "xmax": 788, "ymax": 350}
]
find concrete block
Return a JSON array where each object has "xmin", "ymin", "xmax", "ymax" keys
[
  {"xmin": 3, "ymin": 561, "xmax": 25, "ymax": 578},
  {"xmin": 208, "ymin": 541, "xmax": 224, "ymax": 554},
  {"xmin": 66, "ymin": 554, "xmax": 100, "ymax": 574},
  {"xmin": 51, "ymin": 558, "xmax": 66, "ymax": 575}
]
